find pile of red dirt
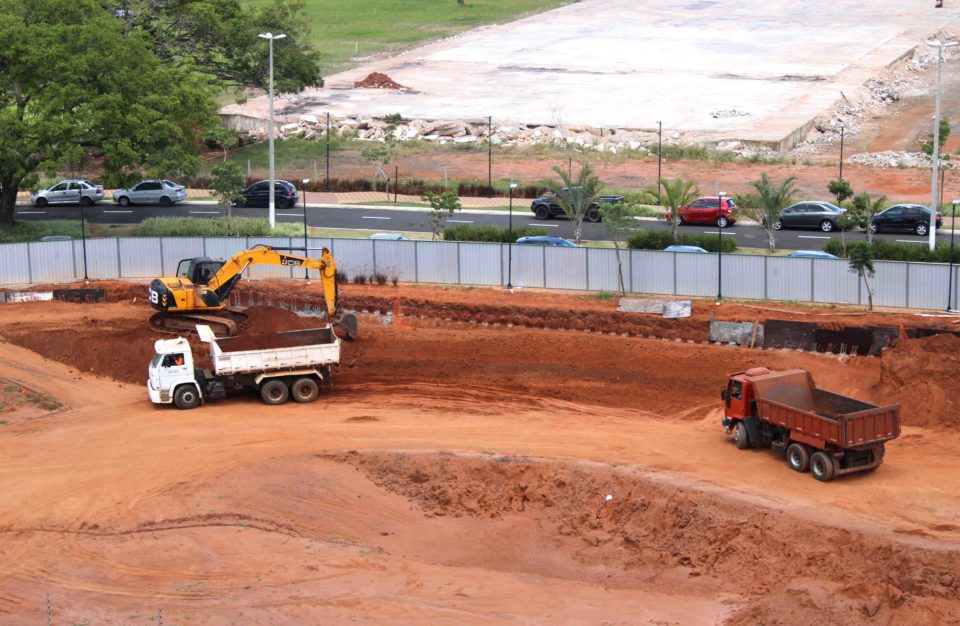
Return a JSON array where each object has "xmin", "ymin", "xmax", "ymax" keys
[
  {"xmin": 353, "ymin": 72, "xmax": 405, "ymax": 89},
  {"xmin": 239, "ymin": 306, "xmax": 320, "ymax": 335},
  {"xmin": 875, "ymin": 333, "xmax": 960, "ymax": 429}
]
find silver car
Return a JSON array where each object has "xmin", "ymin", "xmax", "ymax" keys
[
  {"xmin": 32, "ymin": 179, "xmax": 105, "ymax": 207},
  {"xmin": 113, "ymin": 179, "xmax": 187, "ymax": 206}
]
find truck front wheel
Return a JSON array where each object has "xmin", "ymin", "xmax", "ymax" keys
[
  {"xmin": 291, "ymin": 377, "xmax": 319, "ymax": 403},
  {"xmin": 734, "ymin": 422, "xmax": 750, "ymax": 449},
  {"xmin": 810, "ymin": 451, "xmax": 836, "ymax": 482},
  {"xmin": 787, "ymin": 443, "xmax": 810, "ymax": 472},
  {"xmin": 173, "ymin": 385, "xmax": 201, "ymax": 410},
  {"xmin": 260, "ymin": 380, "xmax": 290, "ymax": 405}
]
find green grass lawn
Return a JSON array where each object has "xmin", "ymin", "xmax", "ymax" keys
[{"xmin": 240, "ymin": 0, "xmax": 574, "ymax": 74}]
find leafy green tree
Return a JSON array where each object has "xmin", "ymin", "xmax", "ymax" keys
[
  {"xmin": 642, "ymin": 177, "xmax": 699, "ymax": 243},
  {"xmin": 742, "ymin": 173, "xmax": 797, "ymax": 252},
  {"xmin": 361, "ymin": 141, "xmax": 396, "ymax": 195},
  {"xmin": 206, "ymin": 126, "xmax": 240, "ymax": 162},
  {"xmin": 0, "ymin": 0, "xmax": 217, "ymax": 225},
  {"xmin": 599, "ymin": 202, "xmax": 642, "ymax": 296},
  {"xmin": 922, "ymin": 117, "xmax": 951, "ymax": 156},
  {"xmin": 121, "ymin": 0, "xmax": 323, "ymax": 93},
  {"xmin": 828, "ymin": 179, "xmax": 853, "ymax": 204},
  {"xmin": 851, "ymin": 191, "xmax": 888, "ymax": 243},
  {"xmin": 423, "ymin": 191, "xmax": 462, "ymax": 240},
  {"xmin": 210, "ymin": 161, "xmax": 246, "ymax": 214},
  {"xmin": 847, "ymin": 241, "xmax": 876, "ymax": 310},
  {"xmin": 543, "ymin": 163, "xmax": 605, "ymax": 244}
]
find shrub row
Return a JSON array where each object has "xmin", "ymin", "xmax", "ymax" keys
[
  {"xmin": 823, "ymin": 237, "xmax": 960, "ymax": 263},
  {"xmin": 443, "ymin": 224, "xmax": 548, "ymax": 243},
  {"xmin": 134, "ymin": 217, "xmax": 303, "ymax": 237},
  {"xmin": 627, "ymin": 229, "xmax": 737, "ymax": 253},
  {"xmin": 0, "ymin": 220, "xmax": 87, "ymax": 243}
]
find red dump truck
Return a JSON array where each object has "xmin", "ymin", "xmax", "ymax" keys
[{"xmin": 721, "ymin": 367, "xmax": 901, "ymax": 482}]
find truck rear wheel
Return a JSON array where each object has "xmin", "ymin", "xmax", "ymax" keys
[
  {"xmin": 810, "ymin": 451, "xmax": 836, "ymax": 482},
  {"xmin": 260, "ymin": 379, "xmax": 290, "ymax": 405},
  {"xmin": 734, "ymin": 422, "xmax": 750, "ymax": 449},
  {"xmin": 291, "ymin": 377, "xmax": 319, "ymax": 403},
  {"xmin": 787, "ymin": 443, "xmax": 810, "ymax": 472},
  {"xmin": 173, "ymin": 385, "xmax": 201, "ymax": 410}
]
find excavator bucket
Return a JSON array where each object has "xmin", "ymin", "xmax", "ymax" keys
[{"xmin": 335, "ymin": 312, "xmax": 359, "ymax": 341}]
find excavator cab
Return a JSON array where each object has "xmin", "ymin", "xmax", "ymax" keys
[{"xmin": 175, "ymin": 257, "xmax": 225, "ymax": 286}]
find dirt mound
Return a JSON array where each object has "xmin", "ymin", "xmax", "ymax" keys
[
  {"xmin": 239, "ymin": 305, "xmax": 322, "ymax": 335},
  {"xmin": 336, "ymin": 451, "xmax": 960, "ymax": 625},
  {"xmin": 353, "ymin": 72, "xmax": 405, "ymax": 89},
  {"xmin": 875, "ymin": 333, "xmax": 960, "ymax": 429}
]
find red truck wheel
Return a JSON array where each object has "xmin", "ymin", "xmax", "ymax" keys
[
  {"xmin": 810, "ymin": 451, "xmax": 836, "ymax": 482},
  {"xmin": 734, "ymin": 422, "xmax": 750, "ymax": 449},
  {"xmin": 787, "ymin": 443, "xmax": 810, "ymax": 472}
]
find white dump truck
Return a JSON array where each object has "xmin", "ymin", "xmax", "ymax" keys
[{"xmin": 148, "ymin": 324, "xmax": 340, "ymax": 409}]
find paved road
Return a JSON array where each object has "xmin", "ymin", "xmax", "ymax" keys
[{"xmin": 13, "ymin": 202, "xmax": 951, "ymax": 251}]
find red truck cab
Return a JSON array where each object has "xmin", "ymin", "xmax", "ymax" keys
[{"xmin": 721, "ymin": 367, "xmax": 900, "ymax": 482}]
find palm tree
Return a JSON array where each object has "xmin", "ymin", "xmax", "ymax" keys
[
  {"xmin": 642, "ymin": 177, "xmax": 699, "ymax": 243},
  {"xmin": 542, "ymin": 162, "xmax": 604, "ymax": 244},
  {"xmin": 746, "ymin": 173, "xmax": 797, "ymax": 252}
]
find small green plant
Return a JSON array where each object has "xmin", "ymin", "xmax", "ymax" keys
[
  {"xmin": 921, "ymin": 117, "xmax": 951, "ymax": 155},
  {"xmin": 353, "ymin": 273, "xmax": 368, "ymax": 285},
  {"xmin": 443, "ymin": 224, "xmax": 547, "ymax": 242},
  {"xmin": 383, "ymin": 113, "xmax": 402, "ymax": 124},
  {"xmin": 390, "ymin": 273, "xmax": 399, "ymax": 287},
  {"xmin": 847, "ymin": 241, "xmax": 876, "ymax": 310},
  {"xmin": 134, "ymin": 217, "xmax": 301, "ymax": 237},
  {"xmin": 627, "ymin": 229, "xmax": 737, "ymax": 252},
  {"xmin": 423, "ymin": 190, "xmax": 462, "ymax": 240},
  {"xmin": 594, "ymin": 291, "xmax": 614, "ymax": 300},
  {"xmin": 210, "ymin": 160, "xmax": 246, "ymax": 210},
  {"xmin": 335, "ymin": 269, "xmax": 348, "ymax": 284},
  {"xmin": 827, "ymin": 179, "xmax": 854, "ymax": 204},
  {"xmin": 373, "ymin": 271, "xmax": 388, "ymax": 285}
]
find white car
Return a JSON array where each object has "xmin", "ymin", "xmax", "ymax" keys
[
  {"xmin": 32, "ymin": 180, "xmax": 105, "ymax": 207},
  {"xmin": 368, "ymin": 233, "xmax": 409, "ymax": 240},
  {"xmin": 113, "ymin": 179, "xmax": 187, "ymax": 206}
]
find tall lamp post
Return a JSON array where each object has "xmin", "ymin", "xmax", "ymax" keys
[
  {"xmin": 928, "ymin": 39, "xmax": 957, "ymax": 251},
  {"xmin": 487, "ymin": 115, "xmax": 493, "ymax": 197},
  {"xmin": 507, "ymin": 182, "xmax": 517, "ymax": 289},
  {"xmin": 656, "ymin": 121, "xmax": 662, "ymax": 201},
  {"xmin": 80, "ymin": 203, "xmax": 89, "ymax": 281},
  {"xmin": 716, "ymin": 191, "xmax": 726, "ymax": 303},
  {"xmin": 302, "ymin": 178, "xmax": 310, "ymax": 280},
  {"xmin": 838, "ymin": 123, "xmax": 845, "ymax": 184},
  {"xmin": 258, "ymin": 31, "xmax": 286, "ymax": 230},
  {"xmin": 949, "ymin": 200, "xmax": 959, "ymax": 311}
]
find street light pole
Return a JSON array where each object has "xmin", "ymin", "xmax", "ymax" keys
[
  {"xmin": 928, "ymin": 39, "xmax": 957, "ymax": 251},
  {"xmin": 302, "ymin": 178, "xmax": 310, "ymax": 280},
  {"xmin": 717, "ymin": 191, "xmax": 726, "ymax": 303},
  {"xmin": 507, "ymin": 182, "xmax": 517, "ymax": 289},
  {"xmin": 656, "ymin": 121, "xmax": 662, "ymax": 201},
  {"xmin": 259, "ymin": 31, "xmax": 286, "ymax": 230},
  {"xmin": 325, "ymin": 111, "xmax": 331, "ymax": 192},
  {"xmin": 838, "ymin": 124, "xmax": 845, "ymax": 184},
  {"xmin": 487, "ymin": 115, "xmax": 493, "ymax": 197},
  {"xmin": 80, "ymin": 203, "xmax": 88, "ymax": 281},
  {"xmin": 949, "ymin": 200, "xmax": 958, "ymax": 311}
]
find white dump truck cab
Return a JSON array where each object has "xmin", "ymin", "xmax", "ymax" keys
[{"xmin": 148, "ymin": 336, "xmax": 203, "ymax": 409}]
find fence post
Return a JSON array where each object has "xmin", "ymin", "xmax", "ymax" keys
[
  {"xmin": 116, "ymin": 237, "xmax": 122, "ymax": 279},
  {"xmin": 26, "ymin": 242, "xmax": 32, "ymax": 284},
  {"xmin": 414, "ymin": 241, "xmax": 419, "ymax": 284},
  {"xmin": 71, "ymin": 239, "xmax": 78, "ymax": 280},
  {"xmin": 763, "ymin": 255, "xmax": 768, "ymax": 300},
  {"xmin": 905, "ymin": 263, "xmax": 911, "ymax": 308},
  {"xmin": 810, "ymin": 259, "xmax": 815, "ymax": 302},
  {"xmin": 542, "ymin": 246, "xmax": 547, "ymax": 288},
  {"xmin": 372, "ymin": 239, "xmax": 378, "ymax": 275},
  {"xmin": 585, "ymin": 247, "xmax": 590, "ymax": 291},
  {"xmin": 673, "ymin": 252, "xmax": 678, "ymax": 295},
  {"xmin": 456, "ymin": 242, "xmax": 461, "ymax": 286}
]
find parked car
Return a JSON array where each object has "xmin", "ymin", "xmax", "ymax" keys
[
  {"xmin": 787, "ymin": 251, "xmax": 839, "ymax": 259},
  {"xmin": 663, "ymin": 245, "xmax": 708, "ymax": 253},
  {"xmin": 368, "ymin": 233, "xmax": 409, "ymax": 240},
  {"xmin": 236, "ymin": 180, "xmax": 300, "ymax": 208},
  {"xmin": 668, "ymin": 196, "xmax": 738, "ymax": 228},
  {"xmin": 773, "ymin": 201, "xmax": 845, "ymax": 232},
  {"xmin": 869, "ymin": 204, "xmax": 942, "ymax": 236},
  {"xmin": 515, "ymin": 236, "xmax": 578, "ymax": 247},
  {"xmin": 32, "ymin": 180, "xmax": 105, "ymax": 207},
  {"xmin": 113, "ymin": 179, "xmax": 187, "ymax": 206},
  {"xmin": 530, "ymin": 189, "xmax": 624, "ymax": 222}
]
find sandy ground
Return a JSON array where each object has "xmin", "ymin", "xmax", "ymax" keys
[
  {"xmin": 224, "ymin": 0, "xmax": 955, "ymax": 146},
  {"xmin": 0, "ymin": 283, "xmax": 959, "ymax": 624}
]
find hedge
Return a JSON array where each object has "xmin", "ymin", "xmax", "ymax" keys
[
  {"xmin": 0, "ymin": 220, "xmax": 88, "ymax": 243},
  {"xmin": 823, "ymin": 237, "xmax": 960, "ymax": 263},
  {"xmin": 134, "ymin": 216, "xmax": 303, "ymax": 237},
  {"xmin": 627, "ymin": 229, "xmax": 737, "ymax": 253},
  {"xmin": 444, "ymin": 224, "xmax": 548, "ymax": 243}
]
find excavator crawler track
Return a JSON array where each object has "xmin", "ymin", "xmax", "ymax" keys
[{"xmin": 149, "ymin": 311, "xmax": 248, "ymax": 337}]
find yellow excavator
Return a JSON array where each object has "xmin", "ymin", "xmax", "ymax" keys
[{"xmin": 147, "ymin": 244, "xmax": 358, "ymax": 339}]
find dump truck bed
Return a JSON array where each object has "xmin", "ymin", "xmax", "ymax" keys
[
  {"xmin": 750, "ymin": 369, "xmax": 900, "ymax": 449},
  {"xmin": 197, "ymin": 325, "xmax": 340, "ymax": 376}
]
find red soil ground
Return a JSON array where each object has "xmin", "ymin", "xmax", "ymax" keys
[{"xmin": 0, "ymin": 281, "xmax": 958, "ymax": 624}]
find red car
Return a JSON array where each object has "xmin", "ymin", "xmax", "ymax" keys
[{"xmin": 668, "ymin": 196, "xmax": 738, "ymax": 228}]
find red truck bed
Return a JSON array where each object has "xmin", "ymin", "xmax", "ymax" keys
[{"xmin": 751, "ymin": 369, "xmax": 900, "ymax": 450}]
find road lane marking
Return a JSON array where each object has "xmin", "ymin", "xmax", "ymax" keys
[
  {"xmin": 189, "ymin": 210, "xmax": 220, "ymax": 215},
  {"xmin": 102, "ymin": 210, "xmax": 132, "ymax": 214},
  {"xmin": 17, "ymin": 211, "xmax": 45, "ymax": 214},
  {"xmin": 798, "ymin": 235, "xmax": 830, "ymax": 239},
  {"xmin": 362, "ymin": 216, "xmax": 391, "ymax": 220},
  {"xmin": 697, "ymin": 231, "xmax": 736, "ymax": 236},
  {"xmin": 276, "ymin": 212, "xmax": 304, "ymax": 216},
  {"xmin": 448, "ymin": 220, "xmax": 474, "ymax": 223},
  {"xmin": 896, "ymin": 239, "xmax": 927, "ymax": 244},
  {"xmin": 527, "ymin": 223, "xmax": 559, "ymax": 228}
]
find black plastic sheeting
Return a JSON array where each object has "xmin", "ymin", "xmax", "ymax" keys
[{"xmin": 763, "ymin": 319, "xmax": 960, "ymax": 356}]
